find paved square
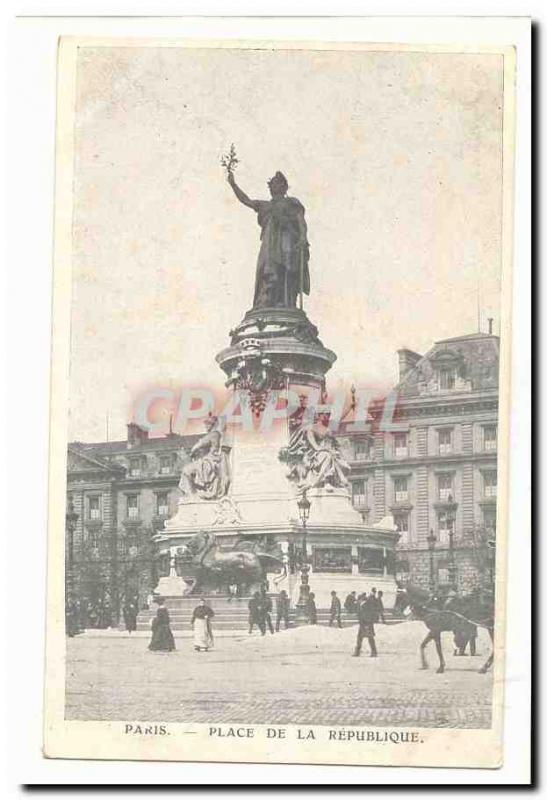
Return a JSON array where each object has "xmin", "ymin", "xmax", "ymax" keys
[{"xmin": 66, "ymin": 621, "xmax": 493, "ymax": 728}]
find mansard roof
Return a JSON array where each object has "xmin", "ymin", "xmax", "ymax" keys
[
  {"xmin": 396, "ymin": 331, "xmax": 500, "ymax": 398},
  {"xmin": 67, "ymin": 433, "xmax": 201, "ymax": 480},
  {"xmin": 67, "ymin": 445, "xmax": 124, "ymax": 475},
  {"xmin": 69, "ymin": 432, "xmax": 198, "ymax": 458}
]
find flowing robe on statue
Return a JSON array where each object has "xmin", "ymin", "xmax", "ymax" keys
[
  {"xmin": 179, "ymin": 429, "xmax": 231, "ymax": 500},
  {"xmin": 254, "ymin": 197, "xmax": 310, "ymax": 308}
]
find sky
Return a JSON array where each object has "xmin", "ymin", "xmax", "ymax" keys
[{"xmin": 68, "ymin": 44, "xmax": 505, "ymax": 442}]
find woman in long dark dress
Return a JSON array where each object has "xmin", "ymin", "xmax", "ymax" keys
[{"xmin": 148, "ymin": 599, "xmax": 176, "ymax": 652}]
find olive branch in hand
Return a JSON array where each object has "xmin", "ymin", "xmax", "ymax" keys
[{"xmin": 221, "ymin": 143, "xmax": 239, "ymax": 177}]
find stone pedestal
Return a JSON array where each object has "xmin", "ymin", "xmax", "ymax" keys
[
  {"xmin": 216, "ymin": 306, "xmax": 336, "ymax": 391},
  {"xmin": 154, "ymin": 575, "xmax": 189, "ymax": 597},
  {"xmin": 154, "ymin": 304, "xmax": 399, "ymax": 606}
]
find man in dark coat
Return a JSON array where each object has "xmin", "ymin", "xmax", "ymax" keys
[
  {"xmin": 453, "ymin": 626, "xmax": 478, "ymax": 656},
  {"xmin": 79, "ymin": 597, "xmax": 90, "ymax": 629},
  {"xmin": 344, "ymin": 591, "xmax": 357, "ymax": 615},
  {"xmin": 100, "ymin": 598, "xmax": 112, "ymax": 629},
  {"xmin": 376, "ymin": 590, "xmax": 386, "ymax": 624},
  {"xmin": 353, "ymin": 594, "xmax": 378, "ymax": 657},
  {"xmin": 123, "ymin": 599, "xmax": 138, "ymax": 633},
  {"xmin": 275, "ymin": 590, "xmax": 291, "ymax": 631},
  {"xmin": 329, "ymin": 590, "xmax": 342, "ymax": 628},
  {"xmin": 248, "ymin": 592, "xmax": 265, "ymax": 635},
  {"xmin": 259, "ymin": 588, "xmax": 275, "ymax": 635},
  {"xmin": 306, "ymin": 592, "xmax": 317, "ymax": 625}
]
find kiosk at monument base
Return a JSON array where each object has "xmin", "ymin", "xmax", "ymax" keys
[{"xmin": 152, "ymin": 165, "xmax": 399, "ymax": 614}]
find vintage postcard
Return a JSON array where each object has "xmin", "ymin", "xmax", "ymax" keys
[{"xmin": 44, "ymin": 36, "xmax": 516, "ymax": 768}]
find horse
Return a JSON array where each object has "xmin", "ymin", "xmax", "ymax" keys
[
  {"xmin": 393, "ymin": 582, "xmax": 495, "ymax": 674},
  {"xmin": 184, "ymin": 531, "xmax": 286, "ymax": 594}
]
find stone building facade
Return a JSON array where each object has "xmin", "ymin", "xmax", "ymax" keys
[
  {"xmin": 338, "ymin": 330, "xmax": 499, "ymax": 593},
  {"xmin": 66, "ymin": 329, "xmax": 499, "ymax": 612},
  {"xmin": 66, "ymin": 424, "xmax": 194, "ymax": 610}
]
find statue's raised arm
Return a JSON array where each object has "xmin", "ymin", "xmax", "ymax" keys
[{"xmin": 227, "ymin": 172, "xmax": 259, "ymax": 212}]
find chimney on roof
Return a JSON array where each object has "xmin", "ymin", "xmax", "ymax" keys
[
  {"xmin": 397, "ymin": 348, "xmax": 422, "ymax": 382},
  {"xmin": 488, "ymin": 317, "xmax": 494, "ymax": 335},
  {"xmin": 126, "ymin": 422, "xmax": 149, "ymax": 449}
]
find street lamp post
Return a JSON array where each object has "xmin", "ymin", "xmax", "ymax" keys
[
  {"xmin": 296, "ymin": 489, "xmax": 311, "ymax": 609},
  {"xmin": 427, "ymin": 529, "xmax": 436, "ymax": 594},
  {"xmin": 65, "ymin": 496, "xmax": 79, "ymax": 597}
]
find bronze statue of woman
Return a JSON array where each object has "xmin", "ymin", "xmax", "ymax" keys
[{"xmin": 227, "ymin": 170, "xmax": 310, "ymax": 309}]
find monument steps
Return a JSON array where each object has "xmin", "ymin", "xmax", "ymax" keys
[
  {"xmin": 132, "ymin": 599, "xmax": 393, "ymax": 631},
  {"xmin": 133, "ymin": 596, "xmax": 284, "ymax": 632}
]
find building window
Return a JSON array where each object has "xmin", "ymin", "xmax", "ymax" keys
[
  {"xmin": 313, "ymin": 547, "xmax": 352, "ymax": 573},
  {"xmin": 437, "ymin": 510, "xmax": 455, "ymax": 545},
  {"xmin": 393, "ymin": 432, "xmax": 408, "ymax": 458},
  {"xmin": 351, "ymin": 480, "xmax": 366, "ymax": 507},
  {"xmin": 129, "ymin": 457, "xmax": 142, "ymax": 477},
  {"xmin": 483, "ymin": 471, "xmax": 497, "ymax": 499},
  {"xmin": 156, "ymin": 491, "xmax": 169, "ymax": 516},
  {"xmin": 126, "ymin": 494, "xmax": 139, "ymax": 519},
  {"xmin": 437, "ymin": 473, "xmax": 453, "ymax": 502},
  {"xmin": 88, "ymin": 495, "xmax": 101, "ymax": 520},
  {"xmin": 159, "ymin": 455, "xmax": 172, "ymax": 475},
  {"xmin": 393, "ymin": 511, "xmax": 410, "ymax": 544},
  {"xmin": 438, "ymin": 428, "xmax": 453, "ymax": 455},
  {"xmin": 439, "ymin": 367, "xmax": 456, "ymax": 390},
  {"xmin": 483, "ymin": 507, "xmax": 497, "ymax": 533},
  {"xmin": 393, "ymin": 475, "xmax": 409, "ymax": 503},
  {"xmin": 483, "ymin": 425, "xmax": 497, "ymax": 452},
  {"xmin": 86, "ymin": 529, "xmax": 99, "ymax": 548},
  {"xmin": 354, "ymin": 438, "xmax": 372, "ymax": 461}
]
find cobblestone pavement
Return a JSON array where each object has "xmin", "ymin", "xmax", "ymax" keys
[{"xmin": 66, "ymin": 621, "xmax": 493, "ymax": 728}]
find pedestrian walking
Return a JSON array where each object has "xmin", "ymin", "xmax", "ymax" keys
[
  {"xmin": 352, "ymin": 594, "xmax": 378, "ymax": 657},
  {"xmin": 122, "ymin": 599, "xmax": 138, "ymax": 634},
  {"xmin": 227, "ymin": 581, "xmax": 238, "ymax": 602},
  {"xmin": 87, "ymin": 601, "xmax": 99, "ymax": 629},
  {"xmin": 259, "ymin": 588, "xmax": 275, "ymax": 634},
  {"xmin": 376, "ymin": 590, "xmax": 386, "ymax": 624},
  {"xmin": 248, "ymin": 591, "xmax": 265, "ymax": 635},
  {"xmin": 306, "ymin": 592, "xmax": 317, "ymax": 625},
  {"xmin": 148, "ymin": 597, "xmax": 176, "ymax": 652},
  {"xmin": 99, "ymin": 598, "xmax": 112, "ymax": 629},
  {"xmin": 191, "ymin": 597, "xmax": 215, "ymax": 651},
  {"xmin": 344, "ymin": 591, "xmax": 357, "ymax": 615},
  {"xmin": 78, "ymin": 597, "xmax": 90, "ymax": 629},
  {"xmin": 275, "ymin": 590, "xmax": 290, "ymax": 631},
  {"xmin": 329, "ymin": 590, "xmax": 342, "ymax": 628},
  {"xmin": 453, "ymin": 626, "xmax": 477, "ymax": 656}
]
